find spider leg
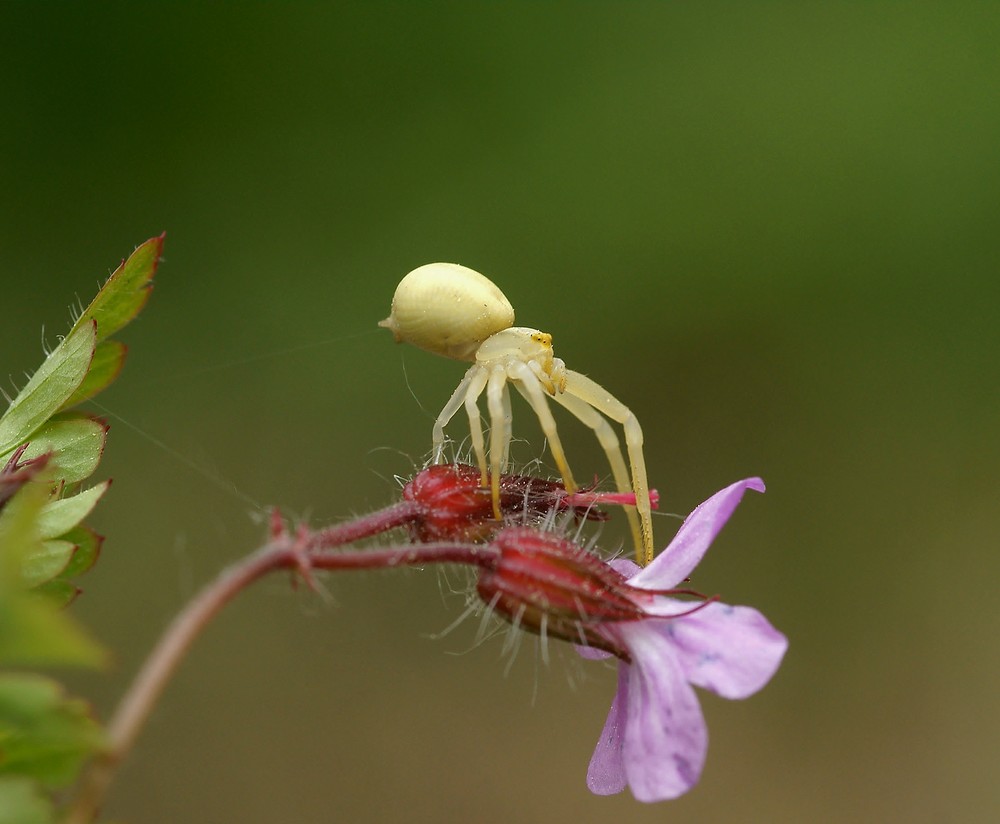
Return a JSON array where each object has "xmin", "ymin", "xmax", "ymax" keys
[
  {"xmin": 563, "ymin": 369, "xmax": 653, "ymax": 565},
  {"xmin": 500, "ymin": 382, "xmax": 513, "ymax": 470},
  {"xmin": 549, "ymin": 391, "xmax": 644, "ymax": 558},
  {"xmin": 463, "ymin": 368, "xmax": 491, "ymax": 485},
  {"xmin": 509, "ymin": 361, "xmax": 578, "ymax": 494},
  {"xmin": 432, "ymin": 366, "xmax": 477, "ymax": 463},
  {"xmin": 486, "ymin": 366, "xmax": 511, "ymax": 519}
]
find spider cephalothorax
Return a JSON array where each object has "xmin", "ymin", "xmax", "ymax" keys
[{"xmin": 380, "ymin": 262, "xmax": 654, "ymax": 564}]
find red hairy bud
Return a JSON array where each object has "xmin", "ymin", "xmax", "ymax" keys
[
  {"xmin": 401, "ymin": 464, "xmax": 608, "ymax": 543},
  {"xmin": 476, "ymin": 527, "xmax": 645, "ymax": 659}
]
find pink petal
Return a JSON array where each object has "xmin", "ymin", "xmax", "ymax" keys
[
  {"xmin": 659, "ymin": 602, "xmax": 788, "ymax": 699},
  {"xmin": 609, "ymin": 557, "xmax": 641, "ymax": 578},
  {"xmin": 631, "ymin": 478, "xmax": 765, "ymax": 590},
  {"xmin": 621, "ymin": 625, "xmax": 708, "ymax": 801},
  {"xmin": 576, "ymin": 643, "xmax": 614, "ymax": 661},
  {"xmin": 586, "ymin": 667, "xmax": 628, "ymax": 795}
]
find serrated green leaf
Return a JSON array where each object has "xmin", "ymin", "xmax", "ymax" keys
[
  {"xmin": 0, "ymin": 674, "xmax": 106, "ymax": 790},
  {"xmin": 55, "ymin": 526, "xmax": 102, "ymax": 580},
  {"xmin": 0, "ymin": 323, "xmax": 97, "ymax": 457},
  {"xmin": 30, "ymin": 579, "xmax": 79, "ymax": 609},
  {"xmin": 0, "ymin": 469, "xmax": 48, "ymax": 581},
  {"xmin": 0, "ymin": 596, "xmax": 105, "ymax": 669},
  {"xmin": 68, "ymin": 234, "xmax": 163, "ymax": 344},
  {"xmin": 30, "ymin": 527, "xmax": 92, "ymax": 599},
  {"xmin": 37, "ymin": 482, "xmax": 109, "ymax": 541},
  {"xmin": 0, "ymin": 483, "xmax": 106, "ymax": 669},
  {"xmin": 0, "ymin": 777, "xmax": 55, "ymax": 824},
  {"xmin": 20, "ymin": 541, "xmax": 74, "ymax": 589},
  {"xmin": 1, "ymin": 415, "xmax": 108, "ymax": 487},
  {"xmin": 59, "ymin": 339, "xmax": 127, "ymax": 411}
]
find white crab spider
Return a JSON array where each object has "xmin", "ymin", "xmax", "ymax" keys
[{"xmin": 380, "ymin": 262, "xmax": 654, "ymax": 564}]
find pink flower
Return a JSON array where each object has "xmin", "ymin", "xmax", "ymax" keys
[
  {"xmin": 583, "ymin": 478, "xmax": 787, "ymax": 801},
  {"xmin": 476, "ymin": 477, "xmax": 786, "ymax": 802}
]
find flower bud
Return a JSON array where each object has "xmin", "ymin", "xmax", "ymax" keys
[
  {"xmin": 476, "ymin": 526, "xmax": 646, "ymax": 659},
  {"xmin": 401, "ymin": 464, "xmax": 609, "ymax": 543}
]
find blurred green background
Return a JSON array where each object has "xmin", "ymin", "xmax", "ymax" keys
[{"xmin": 3, "ymin": 3, "xmax": 998, "ymax": 822}]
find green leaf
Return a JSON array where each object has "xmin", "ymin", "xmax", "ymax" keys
[
  {"xmin": 0, "ymin": 674, "xmax": 106, "ymax": 790},
  {"xmin": 0, "ymin": 323, "xmax": 97, "ymax": 457},
  {"xmin": 0, "ymin": 468, "xmax": 48, "ymax": 580},
  {"xmin": 0, "ymin": 481, "xmax": 105, "ymax": 668},
  {"xmin": 0, "ymin": 777, "xmax": 55, "ymax": 824},
  {"xmin": 0, "ymin": 596, "xmax": 105, "ymax": 669},
  {"xmin": 59, "ymin": 338, "xmax": 126, "ymax": 411},
  {"xmin": 30, "ymin": 579, "xmax": 79, "ymax": 609},
  {"xmin": 19, "ymin": 541, "xmax": 74, "ymax": 589},
  {"xmin": 68, "ymin": 234, "xmax": 163, "ymax": 344},
  {"xmin": 36, "ymin": 482, "xmax": 109, "ymax": 541},
  {"xmin": 55, "ymin": 526, "xmax": 102, "ymax": 580},
  {"xmin": 2, "ymin": 415, "xmax": 109, "ymax": 486},
  {"xmin": 21, "ymin": 525, "xmax": 102, "ymax": 598},
  {"xmin": 30, "ymin": 526, "xmax": 101, "ymax": 605}
]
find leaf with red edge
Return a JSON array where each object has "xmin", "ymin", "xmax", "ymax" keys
[
  {"xmin": 0, "ymin": 472, "xmax": 105, "ymax": 668},
  {"xmin": 4, "ymin": 414, "xmax": 109, "ymax": 486},
  {"xmin": 55, "ymin": 526, "xmax": 102, "ymax": 580},
  {"xmin": 20, "ymin": 541, "xmax": 75, "ymax": 589},
  {"xmin": 37, "ymin": 481, "xmax": 110, "ymax": 541},
  {"xmin": 32, "ymin": 579, "xmax": 80, "ymax": 609},
  {"xmin": 0, "ymin": 323, "xmax": 96, "ymax": 457},
  {"xmin": 67, "ymin": 234, "xmax": 164, "ymax": 344},
  {"xmin": 25, "ymin": 527, "xmax": 101, "ymax": 598},
  {"xmin": 59, "ymin": 339, "xmax": 126, "ymax": 411}
]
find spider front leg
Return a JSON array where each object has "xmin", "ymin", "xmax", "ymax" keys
[
  {"xmin": 550, "ymin": 391, "xmax": 645, "ymax": 559},
  {"xmin": 563, "ymin": 369, "xmax": 654, "ymax": 565},
  {"xmin": 509, "ymin": 361, "xmax": 578, "ymax": 494}
]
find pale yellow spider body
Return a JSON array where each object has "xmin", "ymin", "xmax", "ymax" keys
[{"xmin": 380, "ymin": 263, "xmax": 654, "ymax": 564}]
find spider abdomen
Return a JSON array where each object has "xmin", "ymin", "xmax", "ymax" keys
[{"xmin": 379, "ymin": 262, "xmax": 514, "ymax": 362}]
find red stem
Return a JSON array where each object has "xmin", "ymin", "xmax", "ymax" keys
[{"xmin": 64, "ymin": 519, "xmax": 493, "ymax": 824}]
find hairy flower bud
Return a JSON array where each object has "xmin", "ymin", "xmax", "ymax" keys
[
  {"xmin": 476, "ymin": 527, "xmax": 646, "ymax": 659},
  {"xmin": 401, "ymin": 464, "xmax": 610, "ymax": 543}
]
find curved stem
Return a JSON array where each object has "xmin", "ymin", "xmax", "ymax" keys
[{"xmin": 64, "ymin": 525, "xmax": 494, "ymax": 824}]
